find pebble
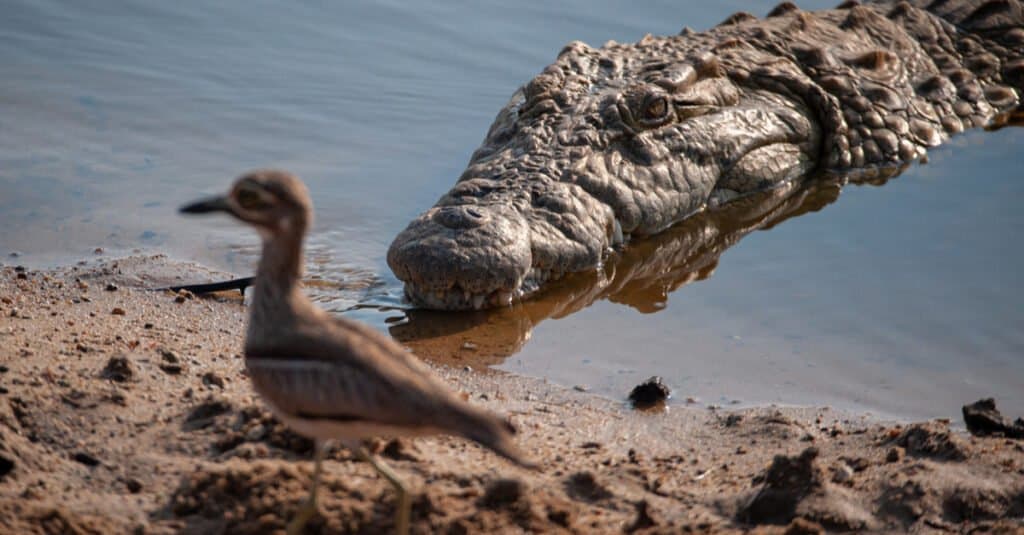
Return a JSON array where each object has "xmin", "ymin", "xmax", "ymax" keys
[
  {"xmin": 72, "ymin": 451, "xmax": 101, "ymax": 467},
  {"xmin": 202, "ymin": 372, "xmax": 225, "ymax": 389},
  {"xmin": 111, "ymin": 307, "xmax": 126, "ymax": 316},
  {"xmin": 832, "ymin": 463, "xmax": 854, "ymax": 484},
  {"xmin": 105, "ymin": 284, "xmax": 118, "ymax": 292},
  {"xmin": 125, "ymin": 478, "xmax": 143, "ymax": 493}
]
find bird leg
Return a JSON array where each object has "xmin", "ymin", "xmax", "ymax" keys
[
  {"xmin": 355, "ymin": 447, "xmax": 410, "ymax": 535},
  {"xmin": 287, "ymin": 440, "xmax": 326, "ymax": 535}
]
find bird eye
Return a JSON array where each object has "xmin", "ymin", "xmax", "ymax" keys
[
  {"xmin": 237, "ymin": 187, "xmax": 269, "ymax": 210},
  {"xmin": 643, "ymin": 96, "xmax": 669, "ymax": 121}
]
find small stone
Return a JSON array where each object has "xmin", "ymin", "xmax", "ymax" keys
[
  {"xmin": 8, "ymin": 309, "xmax": 17, "ymax": 318},
  {"xmin": 105, "ymin": 283, "xmax": 118, "ymax": 292},
  {"xmin": 245, "ymin": 424, "xmax": 267, "ymax": 442},
  {"xmin": 885, "ymin": 447, "xmax": 902, "ymax": 463},
  {"xmin": 628, "ymin": 376, "xmax": 670, "ymax": 410},
  {"xmin": 832, "ymin": 463, "xmax": 854, "ymax": 483},
  {"xmin": 573, "ymin": 385, "xmax": 589, "ymax": 392},
  {"xmin": 94, "ymin": 247, "xmax": 104, "ymax": 254},
  {"xmin": 159, "ymin": 363, "xmax": 184, "ymax": 375},
  {"xmin": 72, "ymin": 451, "xmax": 101, "ymax": 467},
  {"xmin": 15, "ymin": 273, "xmax": 27, "ymax": 280},
  {"xmin": 126, "ymin": 478, "xmax": 143, "ymax": 493},
  {"xmin": 0, "ymin": 454, "xmax": 14, "ymax": 479},
  {"xmin": 143, "ymin": 323, "xmax": 154, "ymax": 329},
  {"xmin": 460, "ymin": 341, "xmax": 477, "ymax": 351},
  {"xmin": 202, "ymin": 372, "xmax": 225, "ymax": 389},
  {"xmin": 111, "ymin": 307, "xmax": 126, "ymax": 316}
]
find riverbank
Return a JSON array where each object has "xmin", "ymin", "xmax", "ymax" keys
[{"xmin": 0, "ymin": 257, "xmax": 1021, "ymax": 533}]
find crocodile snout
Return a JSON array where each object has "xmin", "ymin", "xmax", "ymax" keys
[
  {"xmin": 387, "ymin": 203, "xmax": 532, "ymax": 310},
  {"xmin": 433, "ymin": 205, "xmax": 489, "ymax": 229}
]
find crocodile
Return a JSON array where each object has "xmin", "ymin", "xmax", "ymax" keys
[
  {"xmin": 387, "ymin": 0, "xmax": 1024, "ymax": 310},
  {"xmin": 389, "ymin": 178, "xmax": 844, "ymax": 363}
]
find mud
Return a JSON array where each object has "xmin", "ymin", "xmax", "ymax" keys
[{"xmin": 0, "ymin": 257, "xmax": 1022, "ymax": 533}]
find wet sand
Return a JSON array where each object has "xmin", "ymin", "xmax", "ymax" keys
[{"xmin": 0, "ymin": 257, "xmax": 1022, "ymax": 534}]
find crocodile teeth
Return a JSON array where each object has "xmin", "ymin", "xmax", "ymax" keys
[{"xmin": 493, "ymin": 289, "xmax": 514, "ymax": 307}]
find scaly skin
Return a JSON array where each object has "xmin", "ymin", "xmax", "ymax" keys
[{"xmin": 388, "ymin": 0, "xmax": 1024, "ymax": 310}]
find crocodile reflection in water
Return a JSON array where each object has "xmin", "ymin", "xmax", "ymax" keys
[{"xmin": 387, "ymin": 168, "xmax": 904, "ymax": 366}]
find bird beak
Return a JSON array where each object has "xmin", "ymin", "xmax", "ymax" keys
[{"xmin": 179, "ymin": 195, "xmax": 232, "ymax": 215}]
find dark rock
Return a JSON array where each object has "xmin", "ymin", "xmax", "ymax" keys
[
  {"xmin": 72, "ymin": 451, "xmax": 101, "ymax": 467},
  {"xmin": 201, "ymin": 372, "xmax": 225, "ymax": 389},
  {"xmin": 565, "ymin": 471, "xmax": 613, "ymax": 502},
  {"xmin": 126, "ymin": 478, "xmax": 143, "ymax": 493},
  {"xmin": 480, "ymin": 478, "xmax": 525, "ymax": 508},
  {"xmin": 100, "ymin": 356, "xmax": 133, "ymax": 382},
  {"xmin": 104, "ymin": 283, "xmax": 118, "ymax": 292},
  {"xmin": 962, "ymin": 398, "xmax": 1024, "ymax": 439},
  {"xmin": 628, "ymin": 376, "xmax": 670, "ymax": 409},
  {"xmin": 0, "ymin": 454, "xmax": 14, "ymax": 479}
]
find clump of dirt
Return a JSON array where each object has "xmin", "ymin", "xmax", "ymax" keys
[
  {"xmin": 565, "ymin": 471, "xmax": 614, "ymax": 502},
  {"xmin": 99, "ymin": 355, "xmax": 133, "ymax": 382},
  {"xmin": 737, "ymin": 447, "xmax": 873, "ymax": 531},
  {"xmin": 739, "ymin": 447, "xmax": 824, "ymax": 524},
  {"xmin": 893, "ymin": 422, "xmax": 968, "ymax": 461},
  {"xmin": 210, "ymin": 404, "xmax": 315, "ymax": 457}
]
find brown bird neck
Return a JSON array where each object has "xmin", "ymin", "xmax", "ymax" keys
[{"xmin": 252, "ymin": 220, "xmax": 309, "ymax": 314}]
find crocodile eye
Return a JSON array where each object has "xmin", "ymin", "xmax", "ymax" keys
[
  {"xmin": 643, "ymin": 96, "xmax": 668, "ymax": 121},
  {"xmin": 237, "ymin": 187, "xmax": 270, "ymax": 211}
]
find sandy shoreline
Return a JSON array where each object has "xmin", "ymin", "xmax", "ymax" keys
[{"xmin": 0, "ymin": 256, "xmax": 1021, "ymax": 533}]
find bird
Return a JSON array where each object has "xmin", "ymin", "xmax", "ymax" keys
[{"xmin": 180, "ymin": 170, "xmax": 535, "ymax": 535}]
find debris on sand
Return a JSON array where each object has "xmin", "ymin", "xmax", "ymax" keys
[
  {"xmin": 893, "ymin": 422, "xmax": 968, "ymax": 461},
  {"xmin": 99, "ymin": 356, "xmax": 133, "ymax": 382},
  {"xmin": 628, "ymin": 376, "xmax": 670, "ymax": 410},
  {"xmin": 737, "ymin": 447, "xmax": 873, "ymax": 530},
  {"xmin": 962, "ymin": 398, "xmax": 1024, "ymax": 439}
]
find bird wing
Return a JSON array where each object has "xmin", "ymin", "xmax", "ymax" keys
[{"xmin": 244, "ymin": 314, "xmax": 461, "ymax": 429}]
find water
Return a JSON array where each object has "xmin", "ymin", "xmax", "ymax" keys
[{"xmin": 2, "ymin": 0, "xmax": 1021, "ymax": 421}]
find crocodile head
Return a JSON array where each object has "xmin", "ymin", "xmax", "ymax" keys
[{"xmin": 389, "ymin": 39, "xmax": 822, "ymax": 310}]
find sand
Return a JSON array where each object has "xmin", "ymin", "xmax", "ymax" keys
[{"xmin": 0, "ymin": 256, "xmax": 1022, "ymax": 534}]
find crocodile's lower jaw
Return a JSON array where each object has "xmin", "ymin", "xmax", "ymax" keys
[{"xmin": 403, "ymin": 267, "xmax": 571, "ymax": 310}]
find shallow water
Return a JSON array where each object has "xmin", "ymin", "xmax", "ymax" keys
[{"xmin": 2, "ymin": 0, "xmax": 1021, "ymax": 421}]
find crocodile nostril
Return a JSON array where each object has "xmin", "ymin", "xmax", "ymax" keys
[{"xmin": 433, "ymin": 205, "xmax": 489, "ymax": 229}]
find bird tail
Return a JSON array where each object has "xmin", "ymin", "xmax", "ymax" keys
[{"xmin": 451, "ymin": 403, "xmax": 539, "ymax": 471}]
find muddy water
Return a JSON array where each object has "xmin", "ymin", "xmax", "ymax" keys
[{"xmin": 2, "ymin": 1, "xmax": 1021, "ymax": 420}]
